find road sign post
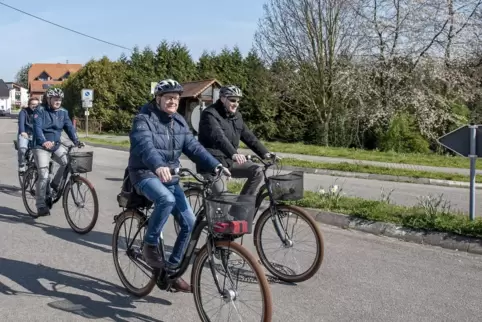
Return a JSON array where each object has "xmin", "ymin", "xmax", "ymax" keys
[
  {"xmin": 81, "ymin": 89, "xmax": 94, "ymax": 138},
  {"xmin": 469, "ymin": 125, "xmax": 477, "ymax": 220},
  {"xmin": 437, "ymin": 124, "xmax": 482, "ymax": 221}
]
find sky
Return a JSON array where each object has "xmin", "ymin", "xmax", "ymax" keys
[{"xmin": 0, "ymin": 0, "xmax": 265, "ymax": 81}]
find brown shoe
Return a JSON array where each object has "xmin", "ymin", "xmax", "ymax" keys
[{"xmin": 171, "ymin": 277, "xmax": 191, "ymax": 293}]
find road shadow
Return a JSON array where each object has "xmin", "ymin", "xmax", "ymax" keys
[
  {"xmin": 105, "ymin": 177, "xmax": 123, "ymax": 182},
  {"xmin": 0, "ymin": 206, "xmax": 175, "ymax": 255},
  {"xmin": 0, "ymin": 257, "xmax": 169, "ymax": 321},
  {"xmin": 0, "ymin": 183, "xmax": 22, "ymax": 198}
]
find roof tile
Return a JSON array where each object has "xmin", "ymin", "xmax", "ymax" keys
[
  {"xmin": 28, "ymin": 63, "xmax": 82, "ymax": 84},
  {"xmin": 181, "ymin": 79, "xmax": 221, "ymax": 98}
]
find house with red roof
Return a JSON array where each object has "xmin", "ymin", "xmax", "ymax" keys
[{"xmin": 28, "ymin": 63, "xmax": 82, "ymax": 101}]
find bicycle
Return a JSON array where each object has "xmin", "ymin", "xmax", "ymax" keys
[
  {"xmin": 13, "ymin": 136, "xmax": 34, "ymax": 188},
  {"xmin": 112, "ymin": 167, "xmax": 273, "ymax": 322},
  {"xmin": 21, "ymin": 141, "xmax": 99, "ymax": 234},
  {"xmin": 174, "ymin": 154, "xmax": 324, "ymax": 283}
]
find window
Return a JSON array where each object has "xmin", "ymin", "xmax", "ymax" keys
[
  {"xmin": 61, "ymin": 72, "xmax": 70, "ymax": 79},
  {"xmin": 15, "ymin": 91, "xmax": 20, "ymax": 100},
  {"xmin": 36, "ymin": 71, "xmax": 51, "ymax": 81}
]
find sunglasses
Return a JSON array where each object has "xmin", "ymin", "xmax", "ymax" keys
[{"xmin": 227, "ymin": 98, "xmax": 240, "ymax": 103}]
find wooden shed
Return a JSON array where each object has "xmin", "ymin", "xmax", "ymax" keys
[{"xmin": 178, "ymin": 79, "xmax": 222, "ymax": 132}]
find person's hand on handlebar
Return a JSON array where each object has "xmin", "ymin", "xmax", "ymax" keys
[
  {"xmin": 213, "ymin": 164, "xmax": 231, "ymax": 177},
  {"xmin": 76, "ymin": 141, "xmax": 85, "ymax": 148},
  {"xmin": 264, "ymin": 152, "xmax": 281, "ymax": 161},
  {"xmin": 156, "ymin": 166, "xmax": 172, "ymax": 183},
  {"xmin": 232, "ymin": 153, "xmax": 247, "ymax": 164},
  {"xmin": 42, "ymin": 141, "xmax": 55, "ymax": 150}
]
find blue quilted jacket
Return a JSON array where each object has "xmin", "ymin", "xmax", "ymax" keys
[{"xmin": 128, "ymin": 102, "xmax": 221, "ymax": 185}]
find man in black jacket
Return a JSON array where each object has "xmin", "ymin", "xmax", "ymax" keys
[{"xmin": 197, "ymin": 85, "xmax": 275, "ymax": 196}]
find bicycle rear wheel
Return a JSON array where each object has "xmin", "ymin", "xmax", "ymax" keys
[
  {"xmin": 191, "ymin": 240, "xmax": 273, "ymax": 322},
  {"xmin": 112, "ymin": 209, "xmax": 157, "ymax": 297},
  {"xmin": 63, "ymin": 175, "xmax": 99, "ymax": 234},
  {"xmin": 254, "ymin": 205, "xmax": 324, "ymax": 283}
]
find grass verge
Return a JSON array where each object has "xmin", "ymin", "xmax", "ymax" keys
[
  {"xmin": 250, "ymin": 141, "xmax": 476, "ymax": 170},
  {"xmin": 78, "ymin": 131, "xmax": 476, "ymax": 169},
  {"xmin": 81, "ymin": 136, "xmax": 475, "ymax": 182},
  {"xmin": 224, "ymin": 180, "xmax": 482, "ymax": 238}
]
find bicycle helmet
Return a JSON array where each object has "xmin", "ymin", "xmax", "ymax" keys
[
  {"xmin": 220, "ymin": 85, "xmax": 242, "ymax": 98},
  {"xmin": 45, "ymin": 87, "xmax": 64, "ymax": 98},
  {"xmin": 155, "ymin": 79, "xmax": 183, "ymax": 96}
]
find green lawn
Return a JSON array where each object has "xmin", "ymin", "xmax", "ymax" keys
[
  {"xmin": 81, "ymin": 136, "xmax": 474, "ymax": 182},
  {"xmin": 250, "ymin": 141, "xmax": 474, "ymax": 169},
  {"xmin": 78, "ymin": 131, "xmax": 474, "ymax": 169},
  {"xmin": 225, "ymin": 180, "xmax": 482, "ymax": 238}
]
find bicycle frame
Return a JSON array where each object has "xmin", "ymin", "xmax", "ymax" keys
[
  {"xmin": 46, "ymin": 143, "xmax": 84, "ymax": 206},
  {"xmin": 123, "ymin": 168, "xmax": 234, "ymax": 293},
  {"xmin": 249, "ymin": 156, "xmax": 292, "ymax": 246}
]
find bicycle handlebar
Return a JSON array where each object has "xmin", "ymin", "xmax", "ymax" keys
[
  {"xmin": 168, "ymin": 167, "xmax": 225, "ymax": 185},
  {"xmin": 241, "ymin": 153, "xmax": 280, "ymax": 167},
  {"xmin": 59, "ymin": 140, "xmax": 85, "ymax": 151}
]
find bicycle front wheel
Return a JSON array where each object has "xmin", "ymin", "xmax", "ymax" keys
[
  {"xmin": 191, "ymin": 240, "xmax": 273, "ymax": 322},
  {"xmin": 21, "ymin": 166, "xmax": 38, "ymax": 218},
  {"xmin": 254, "ymin": 205, "xmax": 324, "ymax": 283},
  {"xmin": 62, "ymin": 175, "xmax": 99, "ymax": 234}
]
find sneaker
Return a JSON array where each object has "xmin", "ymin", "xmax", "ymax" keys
[{"xmin": 18, "ymin": 165, "xmax": 26, "ymax": 173}]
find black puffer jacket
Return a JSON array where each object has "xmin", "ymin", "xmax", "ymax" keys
[{"xmin": 197, "ymin": 99, "xmax": 269, "ymax": 173}]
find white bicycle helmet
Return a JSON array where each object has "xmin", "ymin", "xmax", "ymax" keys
[{"xmin": 155, "ymin": 79, "xmax": 183, "ymax": 96}]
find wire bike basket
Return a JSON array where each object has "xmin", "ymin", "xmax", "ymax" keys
[
  {"xmin": 205, "ymin": 193, "xmax": 257, "ymax": 236},
  {"xmin": 70, "ymin": 151, "xmax": 94, "ymax": 173},
  {"xmin": 268, "ymin": 170, "xmax": 304, "ymax": 201}
]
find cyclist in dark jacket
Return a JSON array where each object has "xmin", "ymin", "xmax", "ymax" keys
[
  {"xmin": 197, "ymin": 85, "xmax": 276, "ymax": 196},
  {"xmin": 128, "ymin": 79, "xmax": 230, "ymax": 293},
  {"xmin": 17, "ymin": 97, "xmax": 39, "ymax": 172},
  {"xmin": 32, "ymin": 88, "xmax": 80, "ymax": 216}
]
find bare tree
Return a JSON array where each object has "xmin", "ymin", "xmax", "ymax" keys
[{"xmin": 255, "ymin": 0, "xmax": 362, "ymax": 145}]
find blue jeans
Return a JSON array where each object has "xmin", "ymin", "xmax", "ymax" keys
[{"xmin": 135, "ymin": 178, "xmax": 195, "ymax": 267}]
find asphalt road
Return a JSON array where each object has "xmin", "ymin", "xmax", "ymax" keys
[{"xmin": 1, "ymin": 117, "xmax": 482, "ymax": 321}]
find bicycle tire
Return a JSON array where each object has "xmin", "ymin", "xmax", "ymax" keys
[
  {"xmin": 191, "ymin": 240, "xmax": 273, "ymax": 322},
  {"xmin": 254, "ymin": 205, "xmax": 324, "ymax": 283},
  {"xmin": 21, "ymin": 166, "xmax": 38, "ymax": 218},
  {"xmin": 112, "ymin": 209, "xmax": 157, "ymax": 297},
  {"xmin": 62, "ymin": 175, "xmax": 99, "ymax": 234}
]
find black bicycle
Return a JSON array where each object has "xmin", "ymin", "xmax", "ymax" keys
[
  {"xmin": 13, "ymin": 136, "xmax": 34, "ymax": 188},
  {"xmin": 175, "ymin": 154, "xmax": 324, "ymax": 283},
  {"xmin": 21, "ymin": 141, "xmax": 99, "ymax": 234},
  {"xmin": 112, "ymin": 167, "xmax": 273, "ymax": 322}
]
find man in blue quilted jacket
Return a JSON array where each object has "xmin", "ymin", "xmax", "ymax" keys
[{"xmin": 128, "ymin": 79, "xmax": 230, "ymax": 293}]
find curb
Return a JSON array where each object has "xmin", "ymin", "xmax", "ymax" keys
[
  {"xmin": 304, "ymin": 208, "xmax": 482, "ymax": 255},
  {"xmin": 84, "ymin": 141, "xmax": 479, "ymax": 189}
]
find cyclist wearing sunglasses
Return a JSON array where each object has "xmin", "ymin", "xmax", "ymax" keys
[{"xmin": 197, "ymin": 85, "xmax": 275, "ymax": 196}]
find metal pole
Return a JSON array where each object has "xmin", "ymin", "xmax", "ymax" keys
[
  {"xmin": 469, "ymin": 125, "xmax": 477, "ymax": 221},
  {"xmin": 86, "ymin": 110, "xmax": 89, "ymax": 138}
]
